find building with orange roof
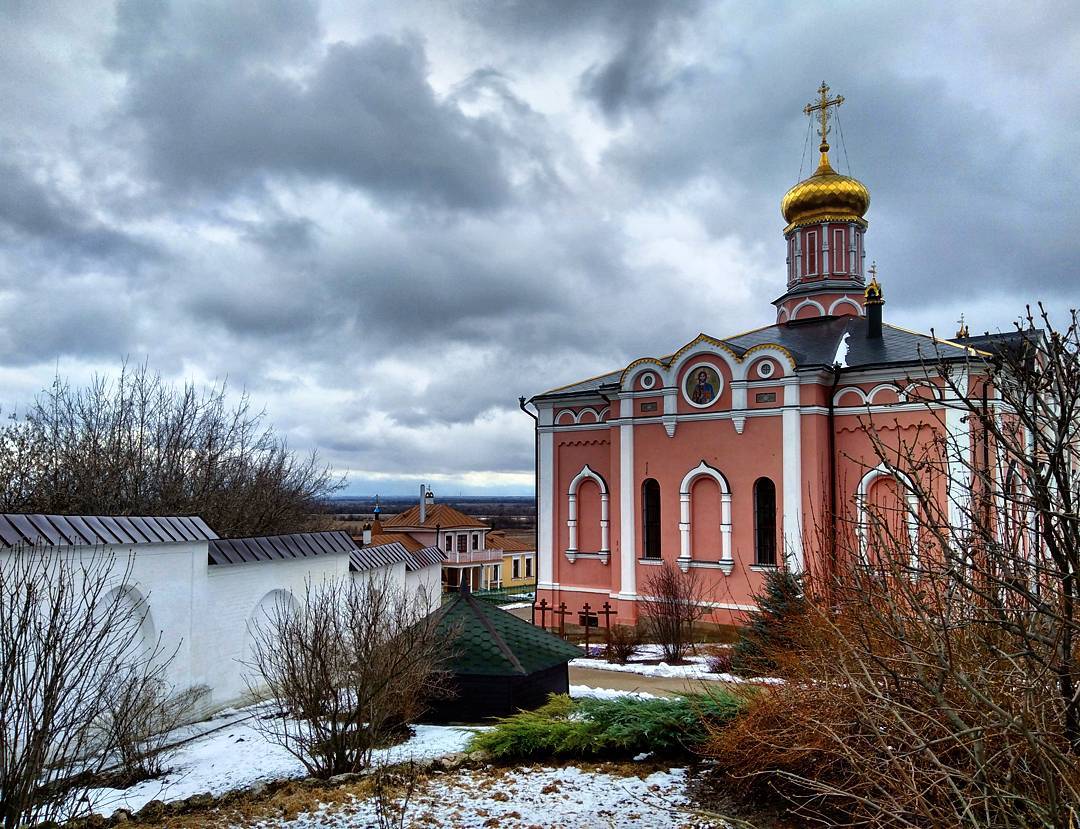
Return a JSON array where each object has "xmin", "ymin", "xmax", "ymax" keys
[{"xmin": 357, "ymin": 486, "xmax": 519, "ymax": 593}]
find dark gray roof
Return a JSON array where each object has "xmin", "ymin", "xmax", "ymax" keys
[
  {"xmin": 533, "ymin": 316, "xmax": 984, "ymax": 401},
  {"xmin": 726, "ymin": 318, "xmax": 979, "ymax": 371},
  {"xmin": 349, "ymin": 541, "xmax": 412, "ymax": 572},
  {"xmin": 0, "ymin": 514, "xmax": 217, "ymax": 548},
  {"xmin": 208, "ymin": 530, "xmax": 354, "ymax": 565},
  {"xmin": 406, "ymin": 545, "xmax": 445, "ymax": 572},
  {"xmin": 956, "ymin": 329, "xmax": 1041, "ymax": 364}
]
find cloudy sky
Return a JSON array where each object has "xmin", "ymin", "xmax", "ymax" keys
[{"xmin": 2, "ymin": 1, "xmax": 1077, "ymax": 495}]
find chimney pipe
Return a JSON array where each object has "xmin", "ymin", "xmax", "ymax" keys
[
  {"xmin": 362, "ymin": 522, "xmax": 372, "ymax": 545},
  {"xmin": 867, "ymin": 301, "xmax": 882, "ymax": 339},
  {"xmin": 419, "ymin": 483, "xmax": 426, "ymax": 524},
  {"xmin": 864, "ymin": 264, "xmax": 884, "ymax": 340}
]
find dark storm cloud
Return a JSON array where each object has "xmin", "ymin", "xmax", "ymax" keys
[
  {"xmin": 0, "ymin": 160, "xmax": 158, "ymax": 267},
  {"xmin": 109, "ymin": 2, "xmax": 515, "ymax": 210},
  {"xmin": 0, "ymin": 0, "xmax": 1076, "ymax": 492}
]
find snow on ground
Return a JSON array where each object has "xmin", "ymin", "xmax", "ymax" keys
[
  {"xmin": 86, "ymin": 705, "xmax": 480, "ymax": 817},
  {"xmin": 252, "ymin": 764, "xmax": 725, "ymax": 829},
  {"xmin": 572, "ymin": 644, "xmax": 783, "ymax": 684},
  {"xmin": 569, "ymin": 684, "xmax": 658, "ymax": 700}
]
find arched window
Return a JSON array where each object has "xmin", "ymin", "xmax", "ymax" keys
[
  {"xmin": 753, "ymin": 478, "xmax": 777, "ymax": 566},
  {"xmin": 642, "ymin": 479, "xmax": 661, "ymax": 559}
]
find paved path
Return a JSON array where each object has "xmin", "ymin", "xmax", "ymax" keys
[{"xmin": 569, "ymin": 665, "xmax": 721, "ymax": 697}]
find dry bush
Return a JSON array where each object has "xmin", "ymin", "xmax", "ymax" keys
[
  {"xmin": 639, "ymin": 562, "xmax": 711, "ymax": 662},
  {"xmin": 0, "ymin": 544, "xmax": 178, "ymax": 828},
  {"xmin": 100, "ymin": 679, "xmax": 209, "ymax": 785},
  {"xmin": 605, "ymin": 624, "xmax": 643, "ymax": 664},
  {"xmin": 247, "ymin": 573, "xmax": 453, "ymax": 778},
  {"xmin": 704, "ymin": 308, "xmax": 1080, "ymax": 827}
]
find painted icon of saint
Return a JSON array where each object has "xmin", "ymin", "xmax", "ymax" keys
[{"xmin": 691, "ymin": 369, "xmax": 716, "ymax": 404}]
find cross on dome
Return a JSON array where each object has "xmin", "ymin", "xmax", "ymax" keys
[{"xmin": 804, "ymin": 81, "xmax": 844, "ymax": 156}]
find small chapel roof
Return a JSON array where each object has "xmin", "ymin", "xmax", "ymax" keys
[{"xmin": 431, "ymin": 587, "xmax": 581, "ymax": 676}]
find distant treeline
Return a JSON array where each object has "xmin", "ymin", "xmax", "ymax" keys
[{"xmin": 325, "ymin": 496, "xmax": 536, "ymax": 531}]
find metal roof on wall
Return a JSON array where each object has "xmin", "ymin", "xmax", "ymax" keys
[
  {"xmin": 349, "ymin": 541, "xmax": 412, "ymax": 572},
  {"xmin": 0, "ymin": 513, "xmax": 218, "ymax": 548},
  {"xmin": 406, "ymin": 546, "xmax": 445, "ymax": 571},
  {"xmin": 208, "ymin": 530, "xmax": 356, "ymax": 566}
]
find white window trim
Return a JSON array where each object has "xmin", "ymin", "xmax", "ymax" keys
[
  {"xmin": 678, "ymin": 460, "xmax": 733, "ymax": 574},
  {"xmin": 566, "ymin": 464, "xmax": 610, "ymax": 563},
  {"xmin": 856, "ymin": 463, "xmax": 920, "ymax": 570}
]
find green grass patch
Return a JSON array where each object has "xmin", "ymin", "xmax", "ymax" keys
[{"xmin": 468, "ymin": 691, "xmax": 745, "ymax": 761}]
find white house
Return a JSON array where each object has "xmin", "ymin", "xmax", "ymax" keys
[{"xmin": 0, "ymin": 513, "xmax": 443, "ymax": 714}]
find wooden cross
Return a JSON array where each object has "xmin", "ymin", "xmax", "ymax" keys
[
  {"xmin": 533, "ymin": 598, "xmax": 549, "ymax": 629},
  {"xmin": 599, "ymin": 601, "xmax": 617, "ymax": 643},
  {"xmin": 581, "ymin": 602, "xmax": 592, "ymax": 651},
  {"xmin": 553, "ymin": 602, "xmax": 570, "ymax": 639},
  {"xmin": 804, "ymin": 81, "xmax": 844, "ymax": 152}
]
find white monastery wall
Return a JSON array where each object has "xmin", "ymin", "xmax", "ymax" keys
[
  {"xmin": 201, "ymin": 552, "xmax": 351, "ymax": 708},
  {"xmin": 406, "ymin": 562, "xmax": 442, "ymax": 610}
]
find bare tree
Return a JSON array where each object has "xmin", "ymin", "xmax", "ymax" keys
[
  {"xmin": 0, "ymin": 362, "xmax": 343, "ymax": 536},
  {"xmin": 0, "ymin": 544, "xmax": 176, "ymax": 828},
  {"xmin": 639, "ymin": 562, "xmax": 711, "ymax": 662},
  {"xmin": 707, "ymin": 307, "xmax": 1080, "ymax": 827},
  {"xmin": 246, "ymin": 573, "xmax": 453, "ymax": 778}
]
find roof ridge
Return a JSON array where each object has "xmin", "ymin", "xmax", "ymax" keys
[{"xmin": 467, "ymin": 592, "xmax": 526, "ymax": 674}]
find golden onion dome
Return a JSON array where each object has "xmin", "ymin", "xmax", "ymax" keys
[{"xmin": 781, "ymin": 150, "xmax": 870, "ymax": 231}]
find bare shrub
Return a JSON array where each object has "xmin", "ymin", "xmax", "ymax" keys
[
  {"xmin": 247, "ymin": 573, "xmax": 453, "ymax": 778},
  {"xmin": 0, "ymin": 544, "xmax": 175, "ymax": 828},
  {"xmin": 705, "ymin": 307, "xmax": 1080, "ymax": 826},
  {"xmin": 100, "ymin": 679, "xmax": 209, "ymax": 785},
  {"xmin": 605, "ymin": 624, "xmax": 642, "ymax": 664},
  {"xmin": 0, "ymin": 362, "xmax": 343, "ymax": 536},
  {"xmin": 703, "ymin": 648, "xmax": 735, "ymax": 675},
  {"xmin": 371, "ymin": 760, "xmax": 421, "ymax": 829},
  {"xmin": 639, "ymin": 562, "xmax": 710, "ymax": 662}
]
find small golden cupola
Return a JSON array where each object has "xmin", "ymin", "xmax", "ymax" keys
[{"xmin": 774, "ymin": 83, "xmax": 873, "ymax": 325}]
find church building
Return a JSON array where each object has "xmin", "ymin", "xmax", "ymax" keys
[{"xmin": 527, "ymin": 84, "xmax": 995, "ymax": 626}]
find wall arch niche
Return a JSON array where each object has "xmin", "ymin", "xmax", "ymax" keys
[
  {"xmin": 678, "ymin": 461, "xmax": 733, "ymax": 574},
  {"xmin": 856, "ymin": 464, "xmax": 920, "ymax": 570},
  {"xmin": 566, "ymin": 464, "xmax": 610, "ymax": 564}
]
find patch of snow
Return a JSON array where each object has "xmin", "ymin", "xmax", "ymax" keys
[
  {"xmin": 85, "ymin": 704, "xmax": 479, "ymax": 816},
  {"xmin": 260, "ymin": 764, "xmax": 725, "ymax": 828},
  {"xmin": 570, "ymin": 684, "xmax": 658, "ymax": 700},
  {"xmin": 572, "ymin": 644, "xmax": 783, "ymax": 684},
  {"xmin": 833, "ymin": 331, "xmax": 851, "ymax": 368}
]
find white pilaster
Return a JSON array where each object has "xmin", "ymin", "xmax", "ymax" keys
[
  {"xmin": 618, "ymin": 395, "xmax": 636, "ymax": 598},
  {"xmin": 537, "ymin": 417, "xmax": 555, "ymax": 588},
  {"xmin": 944, "ymin": 371, "xmax": 972, "ymax": 539},
  {"xmin": 781, "ymin": 378, "xmax": 803, "ymax": 571}
]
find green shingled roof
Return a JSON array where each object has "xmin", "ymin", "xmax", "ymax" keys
[{"xmin": 433, "ymin": 590, "xmax": 582, "ymax": 676}]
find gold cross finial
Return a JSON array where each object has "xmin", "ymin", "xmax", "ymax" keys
[
  {"xmin": 868, "ymin": 260, "xmax": 877, "ymax": 281},
  {"xmin": 804, "ymin": 81, "xmax": 844, "ymax": 163},
  {"xmin": 956, "ymin": 313, "xmax": 969, "ymax": 339}
]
